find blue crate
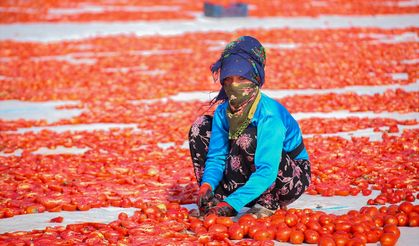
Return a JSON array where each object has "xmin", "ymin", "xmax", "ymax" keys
[{"xmin": 204, "ymin": 2, "xmax": 248, "ymax": 18}]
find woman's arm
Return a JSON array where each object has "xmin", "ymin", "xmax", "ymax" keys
[
  {"xmin": 224, "ymin": 115, "xmax": 285, "ymax": 212},
  {"xmin": 201, "ymin": 105, "xmax": 230, "ymax": 191}
]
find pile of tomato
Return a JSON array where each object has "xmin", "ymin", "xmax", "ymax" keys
[
  {"xmin": 0, "ymin": 114, "xmax": 417, "ymax": 219},
  {"xmin": 0, "ymin": 0, "xmax": 418, "ymax": 23},
  {"xmin": 1, "ymin": 28, "xmax": 417, "ymax": 102},
  {"xmin": 0, "ymin": 201, "xmax": 418, "ymax": 245}
]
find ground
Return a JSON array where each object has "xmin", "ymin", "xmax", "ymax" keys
[{"xmin": 0, "ymin": 1, "xmax": 418, "ymax": 245}]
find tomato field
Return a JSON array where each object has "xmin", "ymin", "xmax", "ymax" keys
[{"xmin": 0, "ymin": 0, "xmax": 418, "ymax": 245}]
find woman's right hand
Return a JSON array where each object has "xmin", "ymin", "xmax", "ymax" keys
[{"xmin": 197, "ymin": 183, "xmax": 213, "ymax": 214}]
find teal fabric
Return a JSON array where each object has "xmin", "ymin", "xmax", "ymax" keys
[{"xmin": 201, "ymin": 93, "xmax": 308, "ymax": 212}]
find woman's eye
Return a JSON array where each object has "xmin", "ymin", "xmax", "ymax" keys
[
  {"xmin": 239, "ymin": 77, "xmax": 246, "ymax": 80},
  {"xmin": 224, "ymin": 78, "xmax": 232, "ymax": 84}
]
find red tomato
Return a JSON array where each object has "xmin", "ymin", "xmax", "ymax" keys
[
  {"xmin": 216, "ymin": 216, "xmax": 233, "ymax": 227},
  {"xmin": 383, "ymin": 224, "xmax": 400, "ymax": 239},
  {"xmin": 322, "ymin": 223, "xmax": 335, "ymax": 234},
  {"xmin": 60, "ymin": 229, "xmax": 78, "ymax": 240},
  {"xmin": 304, "ymin": 229, "xmax": 319, "ymax": 244},
  {"xmin": 228, "ymin": 223, "xmax": 244, "ymax": 240},
  {"xmin": 335, "ymin": 189, "xmax": 350, "ymax": 196},
  {"xmin": 409, "ymin": 211, "xmax": 419, "ymax": 217},
  {"xmin": 118, "ymin": 212, "xmax": 128, "ymax": 221},
  {"xmin": 190, "ymin": 220, "xmax": 204, "ymax": 232},
  {"xmin": 361, "ymin": 189, "xmax": 372, "ymax": 196},
  {"xmin": 361, "ymin": 206, "xmax": 379, "ymax": 217},
  {"xmin": 373, "ymin": 216, "xmax": 384, "ymax": 227},
  {"xmin": 306, "ymin": 220, "xmax": 322, "ymax": 231},
  {"xmin": 405, "ymin": 194, "xmax": 415, "ymax": 202},
  {"xmin": 78, "ymin": 204, "xmax": 92, "ymax": 211},
  {"xmin": 409, "ymin": 216, "xmax": 419, "ymax": 227},
  {"xmin": 271, "ymin": 216, "xmax": 286, "ymax": 227},
  {"xmin": 319, "ymin": 215, "xmax": 333, "ymax": 226},
  {"xmin": 289, "ymin": 230, "xmax": 304, "ymax": 244},
  {"xmin": 248, "ymin": 223, "xmax": 266, "ymax": 239},
  {"xmin": 350, "ymin": 223, "xmax": 366, "ymax": 234},
  {"xmin": 398, "ymin": 201, "xmax": 413, "ymax": 214},
  {"xmin": 198, "ymin": 233, "xmax": 211, "ymax": 244},
  {"xmin": 62, "ymin": 203, "xmax": 77, "ymax": 211},
  {"xmin": 352, "ymin": 232, "xmax": 367, "ymax": 244},
  {"xmin": 350, "ymin": 187, "xmax": 361, "ymax": 196},
  {"xmin": 367, "ymin": 199, "xmax": 375, "ymax": 205},
  {"xmin": 103, "ymin": 230, "xmax": 120, "ymax": 243},
  {"xmin": 335, "ymin": 222, "xmax": 351, "ymax": 232},
  {"xmin": 395, "ymin": 212, "xmax": 408, "ymax": 226},
  {"xmin": 384, "ymin": 215, "xmax": 398, "ymax": 226},
  {"xmin": 253, "ymin": 229, "xmax": 274, "ymax": 241},
  {"xmin": 144, "ymin": 206, "xmax": 160, "ymax": 219},
  {"xmin": 120, "ymin": 220, "xmax": 137, "ymax": 229},
  {"xmin": 380, "ymin": 232, "xmax": 398, "ymax": 246},
  {"xmin": 332, "ymin": 233, "xmax": 349, "ymax": 246},
  {"xmin": 166, "ymin": 202, "xmax": 181, "ymax": 210},
  {"xmin": 285, "ymin": 213, "xmax": 299, "ymax": 227},
  {"xmin": 366, "ymin": 228, "xmax": 382, "ymax": 243},
  {"xmin": 25, "ymin": 205, "xmax": 46, "ymax": 214},
  {"xmin": 299, "ymin": 215, "xmax": 310, "ymax": 225},
  {"xmin": 194, "ymin": 226, "xmax": 208, "ymax": 235},
  {"xmin": 208, "ymin": 224, "xmax": 228, "ymax": 234},
  {"xmin": 345, "ymin": 237, "xmax": 364, "ymax": 246},
  {"xmin": 209, "ymin": 224, "xmax": 228, "ymax": 240},
  {"xmin": 317, "ymin": 236, "xmax": 336, "ymax": 246},
  {"xmin": 379, "ymin": 206, "xmax": 388, "ymax": 214},
  {"xmin": 275, "ymin": 226, "xmax": 292, "ymax": 242},
  {"xmin": 294, "ymin": 222, "xmax": 307, "ymax": 232},
  {"xmin": 49, "ymin": 216, "xmax": 63, "ymax": 223},
  {"xmin": 375, "ymin": 197, "xmax": 387, "ymax": 205},
  {"xmin": 204, "ymin": 214, "xmax": 218, "ymax": 229},
  {"xmin": 38, "ymin": 197, "xmax": 65, "ymax": 210},
  {"xmin": 275, "ymin": 221, "xmax": 288, "ymax": 229},
  {"xmin": 387, "ymin": 205, "xmax": 399, "ymax": 215},
  {"xmin": 239, "ymin": 213, "xmax": 257, "ymax": 224}
]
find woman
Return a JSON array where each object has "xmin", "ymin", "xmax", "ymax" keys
[{"xmin": 188, "ymin": 36, "xmax": 311, "ymax": 218}]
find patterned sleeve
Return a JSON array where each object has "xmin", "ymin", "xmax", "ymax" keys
[{"xmin": 201, "ymin": 105, "xmax": 230, "ymax": 190}]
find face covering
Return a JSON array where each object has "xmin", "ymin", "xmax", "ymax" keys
[
  {"xmin": 224, "ymin": 81, "xmax": 258, "ymax": 112},
  {"xmin": 223, "ymin": 81, "xmax": 261, "ymax": 139}
]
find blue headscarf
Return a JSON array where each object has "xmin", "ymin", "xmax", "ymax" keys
[{"xmin": 211, "ymin": 36, "xmax": 266, "ymax": 101}]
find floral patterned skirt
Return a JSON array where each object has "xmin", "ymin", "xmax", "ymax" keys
[{"xmin": 189, "ymin": 115, "xmax": 311, "ymax": 210}]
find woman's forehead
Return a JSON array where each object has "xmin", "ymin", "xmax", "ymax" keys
[{"xmin": 223, "ymin": 76, "xmax": 253, "ymax": 83}]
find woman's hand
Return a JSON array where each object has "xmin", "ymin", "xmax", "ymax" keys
[
  {"xmin": 208, "ymin": 202, "xmax": 237, "ymax": 217},
  {"xmin": 197, "ymin": 183, "xmax": 213, "ymax": 214}
]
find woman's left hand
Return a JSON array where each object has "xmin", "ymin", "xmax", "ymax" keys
[{"xmin": 208, "ymin": 202, "xmax": 237, "ymax": 217}]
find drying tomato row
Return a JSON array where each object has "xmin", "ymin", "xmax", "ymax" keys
[
  {"xmin": 283, "ymin": 90, "xmax": 419, "ymax": 113},
  {"xmin": 298, "ymin": 117, "xmax": 417, "ymax": 135},
  {"xmin": 0, "ymin": 0, "xmax": 418, "ymax": 23},
  {"xmin": 0, "ymin": 27, "xmax": 417, "ymax": 102},
  {"xmin": 368, "ymin": 187, "xmax": 418, "ymax": 205},
  {"xmin": 306, "ymin": 129, "xmax": 418, "ymax": 199},
  {"xmin": 0, "ymin": 201, "xmax": 418, "ymax": 245},
  {"xmin": 0, "ymin": 144, "xmax": 198, "ymax": 218},
  {"xmin": 0, "ymin": 89, "xmax": 417, "ymax": 133},
  {"xmin": 0, "ymin": 127, "xmax": 417, "ymax": 218}
]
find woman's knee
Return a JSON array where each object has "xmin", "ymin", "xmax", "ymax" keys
[{"xmin": 189, "ymin": 115, "xmax": 213, "ymax": 139}]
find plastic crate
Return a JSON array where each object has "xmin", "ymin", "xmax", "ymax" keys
[{"xmin": 204, "ymin": 2, "xmax": 248, "ymax": 18}]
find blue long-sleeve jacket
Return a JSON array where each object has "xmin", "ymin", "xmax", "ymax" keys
[{"xmin": 201, "ymin": 92, "xmax": 309, "ymax": 212}]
